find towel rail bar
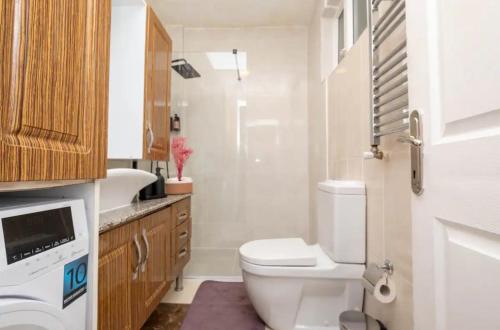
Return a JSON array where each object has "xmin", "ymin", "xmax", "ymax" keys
[
  {"xmin": 374, "ymin": 64, "xmax": 407, "ymax": 88},
  {"xmin": 375, "ymin": 75, "xmax": 408, "ymax": 98},
  {"xmin": 372, "ymin": 0, "xmax": 399, "ymax": 29},
  {"xmin": 374, "ymin": 104, "xmax": 408, "ymax": 118},
  {"xmin": 374, "ymin": 0, "xmax": 405, "ymax": 35},
  {"xmin": 374, "ymin": 88, "xmax": 408, "ymax": 108},
  {"xmin": 373, "ymin": 13, "xmax": 405, "ymax": 50},
  {"xmin": 374, "ymin": 122, "xmax": 409, "ymax": 137},
  {"xmin": 369, "ymin": 0, "xmax": 409, "ymax": 150},
  {"xmin": 374, "ymin": 52, "xmax": 406, "ymax": 77},
  {"xmin": 376, "ymin": 40, "xmax": 406, "ymax": 69},
  {"xmin": 374, "ymin": 111, "xmax": 409, "ymax": 128}
]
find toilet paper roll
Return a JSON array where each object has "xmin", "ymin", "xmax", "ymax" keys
[
  {"xmin": 373, "ymin": 276, "xmax": 396, "ymax": 304},
  {"xmin": 361, "ymin": 263, "xmax": 397, "ymax": 304}
]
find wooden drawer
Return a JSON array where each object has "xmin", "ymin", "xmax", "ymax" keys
[
  {"xmin": 175, "ymin": 218, "xmax": 191, "ymax": 251},
  {"xmin": 175, "ymin": 240, "xmax": 191, "ymax": 270},
  {"xmin": 172, "ymin": 197, "xmax": 190, "ymax": 226}
]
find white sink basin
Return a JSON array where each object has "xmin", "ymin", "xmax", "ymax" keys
[{"xmin": 99, "ymin": 168, "xmax": 157, "ymax": 212}]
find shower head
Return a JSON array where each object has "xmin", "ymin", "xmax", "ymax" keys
[{"xmin": 172, "ymin": 59, "xmax": 201, "ymax": 79}]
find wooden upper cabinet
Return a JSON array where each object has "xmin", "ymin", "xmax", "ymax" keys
[
  {"xmin": 0, "ymin": 0, "xmax": 111, "ymax": 182},
  {"xmin": 107, "ymin": 3, "xmax": 172, "ymax": 161},
  {"xmin": 144, "ymin": 7, "xmax": 172, "ymax": 160}
]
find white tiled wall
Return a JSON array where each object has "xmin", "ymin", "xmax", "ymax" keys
[
  {"xmin": 307, "ymin": 3, "xmax": 329, "ymax": 244},
  {"xmin": 169, "ymin": 27, "xmax": 310, "ymax": 277},
  {"xmin": 307, "ymin": 0, "xmax": 413, "ymax": 327},
  {"xmin": 326, "ymin": 31, "xmax": 413, "ymax": 329}
]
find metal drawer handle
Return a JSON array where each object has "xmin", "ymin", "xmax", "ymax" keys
[
  {"xmin": 141, "ymin": 228, "xmax": 150, "ymax": 273},
  {"xmin": 179, "ymin": 231, "xmax": 188, "ymax": 240},
  {"xmin": 178, "ymin": 211, "xmax": 188, "ymax": 221},
  {"xmin": 132, "ymin": 234, "xmax": 142, "ymax": 280},
  {"xmin": 178, "ymin": 248, "xmax": 188, "ymax": 258}
]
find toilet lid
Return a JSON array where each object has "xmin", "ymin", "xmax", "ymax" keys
[{"xmin": 239, "ymin": 238, "xmax": 316, "ymax": 266}]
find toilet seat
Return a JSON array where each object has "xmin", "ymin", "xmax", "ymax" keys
[
  {"xmin": 239, "ymin": 241, "xmax": 365, "ymax": 280},
  {"xmin": 239, "ymin": 238, "xmax": 316, "ymax": 266}
]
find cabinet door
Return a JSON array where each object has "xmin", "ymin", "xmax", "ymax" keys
[
  {"xmin": 0, "ymin": 0, "xmax": 111, "ymax": 181},
  {"xmin": 98, "ymin": 224, "xmax": 132, "ymax": 330},
  {"xmin": 139, "ymin": 208, "xmax": 172, "ymax": 322},
  {"xmin": 143, "ymin": 6, "xmax": 172, "ymax": 160}
]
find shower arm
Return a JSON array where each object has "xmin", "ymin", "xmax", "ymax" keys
[{"xmin": 233, "ymin": 49, "xmax": 242, "ymax": 81}]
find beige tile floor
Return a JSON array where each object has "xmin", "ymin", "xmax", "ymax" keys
[{"xmin": 161, "ymin": 278, "xmax": 272, "ymax": 330}]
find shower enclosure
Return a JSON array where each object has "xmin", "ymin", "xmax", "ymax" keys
[{"xmin": 169, "ymin": 27, "xmax": 309, "ymax": 278}]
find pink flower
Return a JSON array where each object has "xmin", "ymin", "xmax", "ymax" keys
[{"xmin": 171, "ymin": 136, "xmax": 193, "ymax": 181}]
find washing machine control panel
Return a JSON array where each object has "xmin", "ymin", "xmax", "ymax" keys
[
  {"xmin": 2, "ymin": 206, "xmax": 76, "ymax": 265},
  {"xmin": 0, "ymin": 199, "xmax": 89, "ymax": 286}
]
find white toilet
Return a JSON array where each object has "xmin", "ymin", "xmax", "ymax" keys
[{"xmin": 239, "ymin": 180, "xmax": 366, "ymax": 330}]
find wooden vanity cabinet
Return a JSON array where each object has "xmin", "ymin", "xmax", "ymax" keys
[
  {"xmin": 132, "ymin": 207, "xmax": 172, "ymax": 329},
  {"xmin": 98, "ymin": 223, "xmax": 133, "ymax": 330},
  {"xmin": 0, "ymin": 0, "xmax": 111, "ymax": 182},
  {"xmin": 99, "ymin": 197, "xmax": 191, "ymax": 330}
]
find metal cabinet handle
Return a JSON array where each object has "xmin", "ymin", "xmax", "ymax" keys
[
  {"xmin": 132, "ymin": 234, "xmax": 142, "ymax": 280},
  {"xmin": 141, "ymin": 228, "xmax": 150, "ymax": 273},
  {"xmin": 178, "ymin": 248, "xmax": 188, "ymax": 258},
  {"xmin": 178, "ymin": 211, "xmax": 188, "ymax": 222},
  {"xmin": 146, "ymin": 124, "xmax": 154, "ymax": 153}
]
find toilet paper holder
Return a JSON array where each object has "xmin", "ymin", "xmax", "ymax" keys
[
  {"xmin": 363, "ymin": 259, "xmax": 397, "ymax": 304},
  {"xmin": 377, "ymin": 259, "xmax": 394, "ymax": 276}
]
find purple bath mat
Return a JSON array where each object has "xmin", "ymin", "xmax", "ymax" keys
[{"xmin": 181, "ymin": 281, "xmax": 265, "ymax": 330}]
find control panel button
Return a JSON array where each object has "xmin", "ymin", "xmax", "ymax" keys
[
  {"xmin": 8, "ymin": 253, "xmax": 22, "ymax": 264},
  {"xmin": 22, "ymin": 250, "xmax": 33, "ymax": 258}
]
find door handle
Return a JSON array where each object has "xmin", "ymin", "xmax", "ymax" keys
[
  {"xmin": 132, "ymin": 234, "xmax": 142, "ymax": 280},
  {"xmin": 140, "ymin": 228, "xmax": 150, "ymax": 273},
  {"xmin": 397, "ymin": 110, "xmax": 423, "ymax": 195}
]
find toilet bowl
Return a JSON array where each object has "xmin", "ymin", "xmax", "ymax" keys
[{"xmin": 239, "ymin": 180, "xmax": 366, "ymax": 330}]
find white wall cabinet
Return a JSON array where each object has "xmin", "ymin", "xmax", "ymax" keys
[{"xmin": 108, "ymin": 0, "xmax": 172, "ymax": 160}]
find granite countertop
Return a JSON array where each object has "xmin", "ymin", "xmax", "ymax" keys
[{"xmin": 99, "ymin": 194, "xmax": 191, "ymax": 234}]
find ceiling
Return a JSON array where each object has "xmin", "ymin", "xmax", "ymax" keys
[{"xmin": 147, "ymin": 0, "xmax": 318, "ymax": 28}]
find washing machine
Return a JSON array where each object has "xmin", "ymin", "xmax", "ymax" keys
[{"xmin": 0, "ymin": 198, "xmax": 90, "ymax": 330}]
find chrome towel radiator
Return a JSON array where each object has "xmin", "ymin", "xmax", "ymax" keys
[
  {"xmin": 367, "ymin": 0, "xmax": 424, "ymax": 195},
  {"xmin": 368, "ymin": 0, "xmax": 408, "ymax": 158}
]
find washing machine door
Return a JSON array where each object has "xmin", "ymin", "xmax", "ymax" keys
[{"xmin": 0, "ymin": 298, "xmax": 69, "ymax": 330}]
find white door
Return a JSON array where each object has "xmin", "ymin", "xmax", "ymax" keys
[{"xmin": 406, "ymin": 0, "xmax": 500, "ymax": 329}]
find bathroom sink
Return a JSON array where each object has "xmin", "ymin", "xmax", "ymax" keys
[{"xmin": 99, "ymin": 168, "xmax": 157, "ymax": 212}]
